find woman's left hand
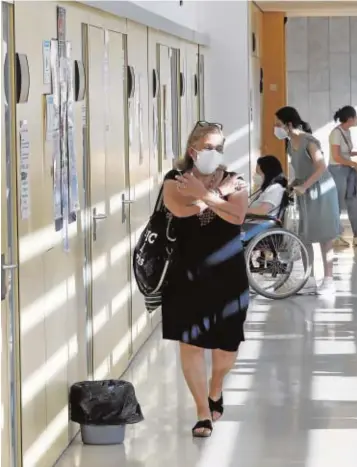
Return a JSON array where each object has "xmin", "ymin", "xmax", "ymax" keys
[
  {"xmin": 294, "ymin": 185, "xmax": 306, "ymax": 196},
  {"xmin": 176, "ymin": 173, "xmax": 207, "ymax": 199},
  {"xmin": 218, "ymin": 174, "xmax": 246, "ymax": 196}
]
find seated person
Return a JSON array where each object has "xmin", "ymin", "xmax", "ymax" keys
[
  {"xmin": 247, "ymin": 155, "xmax": 287, "ymax": 217},
  {"xmin": 242, "ymin": 155, "xmax": 287, "ymax": 241}
]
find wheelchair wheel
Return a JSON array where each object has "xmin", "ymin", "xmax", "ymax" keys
[{"xmin": 245, "ymin": 227, "xmax": 312, "ymax": 300}]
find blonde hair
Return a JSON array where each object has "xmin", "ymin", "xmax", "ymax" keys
[{"xmin": 176, "ymin": 124, "xmax": 225, "ymax": 171}]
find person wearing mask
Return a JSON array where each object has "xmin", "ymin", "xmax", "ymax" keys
[
  {"xmin": 162, "ymin": 121, "xmax": 249, "ymax": 438},
  {"xmin": 248, "ymin": 155, "xmax": 287, "ymax": 217},
  {"xmin": 274, "ymin": 106, "xmax": 340, "ymax": 294},
  {"xmin": 329, "ymin": 106, "xmax": 357, "ymax": 247}
]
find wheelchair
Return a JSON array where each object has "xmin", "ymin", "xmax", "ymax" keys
[{"xmin": 241, "ymin": 191, "xmax": 312, "ymax": 300}]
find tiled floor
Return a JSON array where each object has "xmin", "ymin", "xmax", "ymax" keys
[{"xmin": 57, "ymin": 246, "xmax": 357, "ymax": 467}]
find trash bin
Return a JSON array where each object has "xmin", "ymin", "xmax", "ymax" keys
[{"xmin": 69, "ymin": 380, "xmax": 144, "ymax": 445}]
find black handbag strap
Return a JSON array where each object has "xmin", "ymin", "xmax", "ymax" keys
[
  {"xmin": 154, "ymin": 185, "xmax": 164, "ymax": 213},
  {"xmin": 153, "ymin": 170, "xmax": 183, "ymax": 213}
]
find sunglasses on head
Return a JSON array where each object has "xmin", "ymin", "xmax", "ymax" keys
[{"xmin": 194, "ymin": 121, "xmax": 223, "ymax": 131}]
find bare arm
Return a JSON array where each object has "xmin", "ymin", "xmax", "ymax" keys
[
  {"xmin": 163, "ymin": 180, "xmax": 206, "ymax": 217},
  {"xmin": 302, "ymin": 143, "xmax": 329, "ymax": 190},
  {"xmin": 247, "ymin": 202, "xmax": 273, "ymax": 216},
  {"xmin": 201, "ymin": 188, "xmax": 248, "ymax": 225},
  {"xmin": 331, "ymin": 144, "xmax": 357, "ymax": 168}
]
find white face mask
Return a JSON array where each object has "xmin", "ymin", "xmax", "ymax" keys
[
  {"xmin": 194, "ymin": 149, "xmax": 223, "ymax": 175},
  {"xmin": 253, "ymin": 173, "xmax": 263, "ymax": 187},
  {"xmin": 274, "ymin": 126, "xmax": 288, "ymax": 140}
]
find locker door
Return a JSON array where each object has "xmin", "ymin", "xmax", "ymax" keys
[
  {"xmin": 2, "ymin": 3, "xmax": 21, "ymax": 466},
  {"xmin": 126, "ymin": 21, "xmax": 152, "ymax": 353},
  {"xmin": 198, "ymin": 49, "xmax": 206, "ymax": 120},
  {"xmin": 1, "ymin": 177, "xmax": 12, "ymax": 466},
  {"xmin": 2, "ymin": 6, "xmax": 11, "ymax": 464},
  {"xmin": 180, "ymin": 47, "xmax": 188, "ymax": 152},
  {"xmin": 87, "ymin": 26, "xmax": 131, "ymax": 380},
  {"xmin": 158, "ymin": 45, "xmax": 175, "ymax": 175},
  {"xmin": 180, "ymin": 42, "xmax": 199, "ymax": 150},
  {"xmin": 2, "ymin": 6, "xmax": 13, "ymax": 465},
  {"xmin": 187, "ymin": 44, "xmax": 199, "ymax": 131}
]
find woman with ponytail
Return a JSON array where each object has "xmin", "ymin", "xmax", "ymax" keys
[
  {"xmin": 274, "ymin": 106, "xmax": 340, "ymax": 295},
  {"xmin": 329, "ymin": 105, "xmax": 357, "ymax": 248}
]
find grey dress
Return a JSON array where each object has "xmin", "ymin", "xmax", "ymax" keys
[{"xmin": 288, "ymin": 134, "xmax": 340, "ymax": 244}]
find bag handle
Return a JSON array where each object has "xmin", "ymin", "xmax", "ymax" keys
[
  {"xmin": 154, "ymin": 170, "xmax": 183, "ymax": 213},
  {"xmin": 154, "ymin": 185, "xmax": 164, "ymax": 212}
]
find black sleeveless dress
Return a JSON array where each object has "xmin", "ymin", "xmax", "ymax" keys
[{"xmin": 162, "ymin": 170, "xmax": 249, "ymax": 352}]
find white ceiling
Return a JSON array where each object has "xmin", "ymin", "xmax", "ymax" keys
[{"xmin": 255, "ymin": 0, "xmax": 357, "ymax": 16}]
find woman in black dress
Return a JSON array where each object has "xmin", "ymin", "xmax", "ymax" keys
[{"xmin": 162, "ymin": 122, "xmax": 249, "ymax": 437}]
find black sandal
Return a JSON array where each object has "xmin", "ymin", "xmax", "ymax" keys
[
  {"xmin": 192, "ymin": 419, "xmax": 213, "ymax": 438},
  {"xmin": 209, "ymin": 395, "xmax": 224, "ymax": 421}
]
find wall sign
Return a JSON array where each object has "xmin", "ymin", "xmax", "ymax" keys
[
  {"xmin": 42, "ymin": 40, "xmax": 51, "ymax": 84},
  {"xmin": 19, "ymin": 120, "xmax": 31, "ymax": 220}
]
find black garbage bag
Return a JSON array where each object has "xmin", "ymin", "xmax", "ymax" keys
[{"xmin": 69, "ymin": 380, "xmax": 144, "ymax": 426}]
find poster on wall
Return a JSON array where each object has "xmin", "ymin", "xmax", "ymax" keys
[
  {"xmin": 45, "ymin": 94, "xmax": 59, "ymax": 140},
  {"xmin": 50, "ymin": 39, "xmax": 62, "ymax": 221},
  {"xmin": 57, "ymin": 6, "xmax": 66, "ymax": 57},
  {"xmin": 42, "ymin": 40, "xmax": 51, "ymax": 85},
  {"xmin": 59, "ymin": 54, "xmax": 70, "ymax": 252},
  {"xmin": 19, "ymin": 120, "xmax": 31, "ymax": 220},
  {"xmin": 66, "ymin": 41, "xmax": 80, "ymax": 214}
]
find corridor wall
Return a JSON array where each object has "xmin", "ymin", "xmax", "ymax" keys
[
  {"xmin": 7, "ymin": 2, "xmax": 202, "ymax": 466},
  {"xmin": 286, "ymin": 16, "xmax": 357, "ymax": 161},
  {"xmin": 80, "ymin": 0, "xmax": 253, "ymax": 182},
  {"xmin": 196, "ymin": 0, "xmax": 251, "ymax": 181}
]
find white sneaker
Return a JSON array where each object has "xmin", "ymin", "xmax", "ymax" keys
[
  {"xmin": 333, "ymin": 236, "xmax": 350, "ymax": 248},
  {"xmin": 317, "ymin": 277, "xmax": 335, "ymax": 295},
  {"xmin": 297, "ymin": 277, "xmax": 317, "ymax": 295}
]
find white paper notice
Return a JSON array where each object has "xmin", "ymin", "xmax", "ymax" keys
[
  {"xmin": 81, "ymin": 103, "xmax": 87, "ymax": 126},
  {"xmin": 43, "ymin": 40, "xmax": 51, "ymax": 85},
  {"xmin": 19, "ymin": 121, "xmax": 31, "ymax": 220},
  {"xmin": 45, "ymin": 94, "xmax": 58, "ymax": 140}
]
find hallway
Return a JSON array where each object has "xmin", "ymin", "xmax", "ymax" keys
[{"xmin": 57, "ymin": 247, "xmax": 357, "ymax": 467}]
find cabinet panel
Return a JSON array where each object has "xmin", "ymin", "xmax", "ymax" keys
[
  {"xmin": 147, "ymin": 29, "xmax": 180, "ymax": 328},
  {"xmin": 126, "ymin": 21, "xmax": 152, "ymax": 353},
  {"xmin": 13, "ymin": 2, "xmax": 127, "ymax": 466},
  {"xmin": 180, "ymin": 41, "xmax": 199, "ymax": 153},
  {"xmin": 2, "ymin": 5, "xmax": 15, "ymax": 466},
  {"xmin": 14, "ymin": 2, "xmax": 54, "ymax": 465},
  {"xmin": 87, "ymin": 25, "xmax": 131, "ymax": 381}
]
